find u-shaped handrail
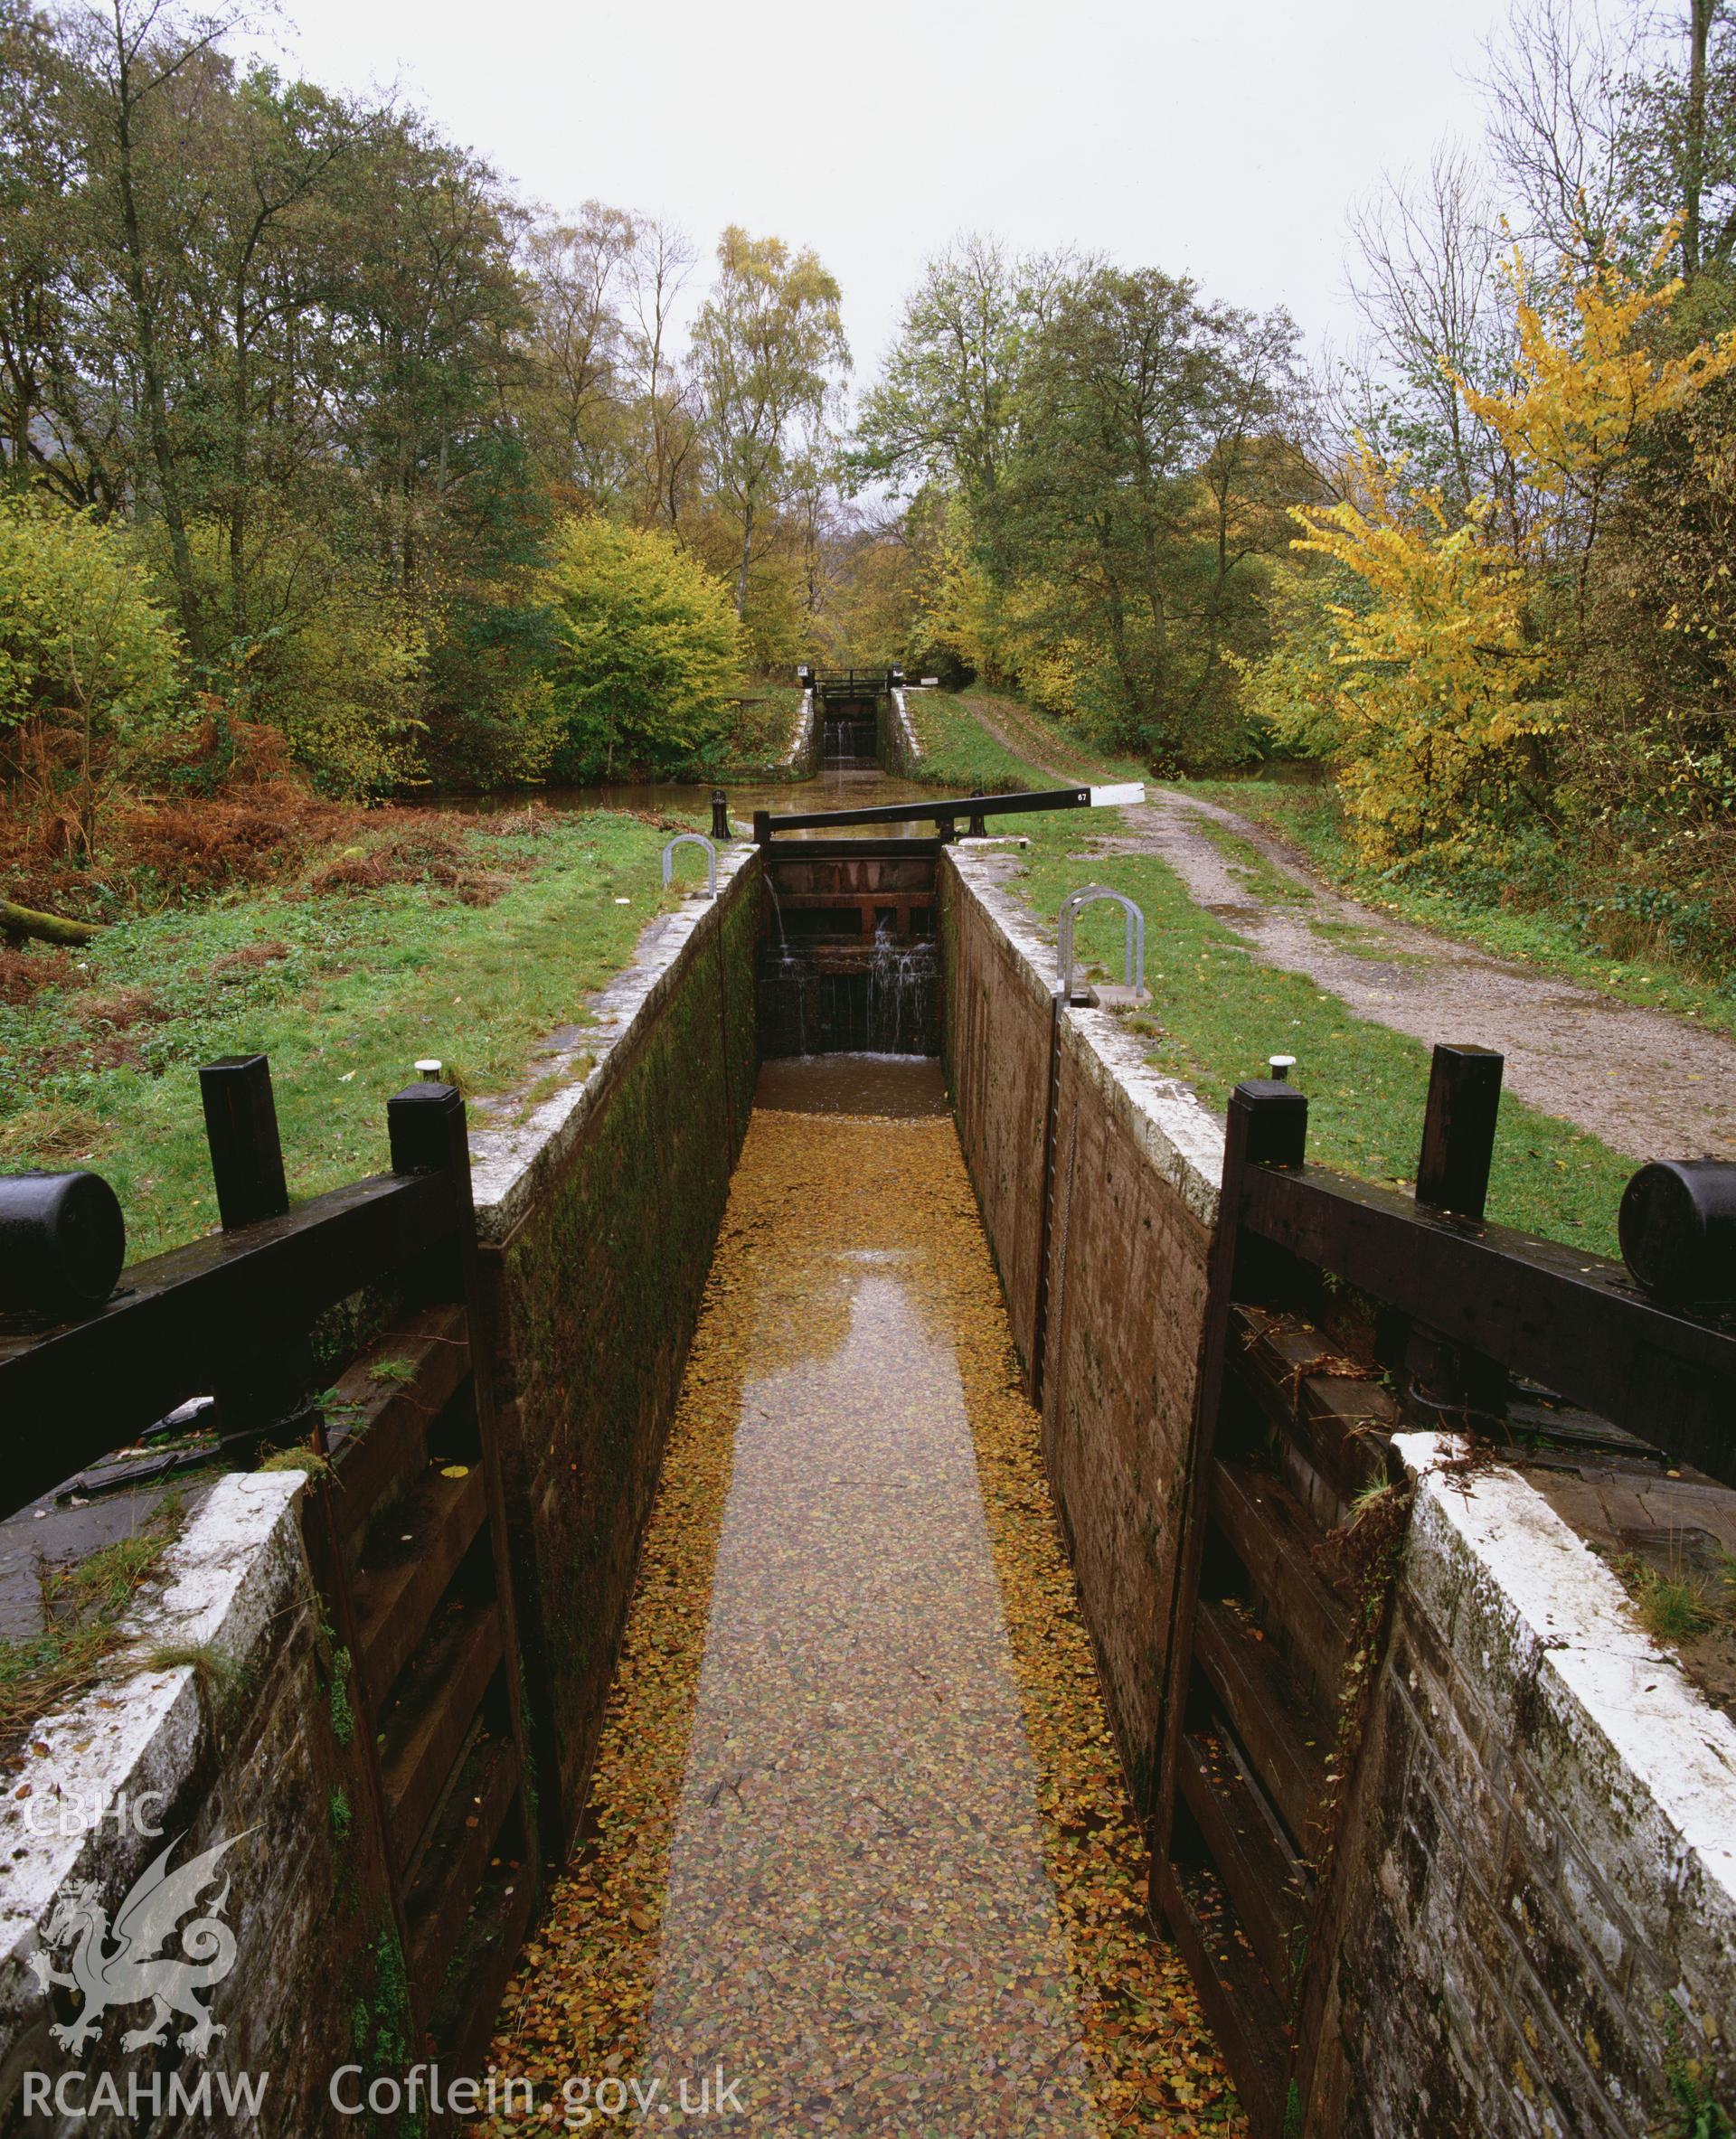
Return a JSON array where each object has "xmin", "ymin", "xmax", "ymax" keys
[
  {"xmin": 661, "ymin": 833, "xmax": 719, "ymax": 898},
  {"xmin": 1056, "ymin": 886, "xmax": 1146, "ymax": 1001}
]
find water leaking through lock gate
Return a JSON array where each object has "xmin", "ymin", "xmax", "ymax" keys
[{"xmin": 757, "ymin": 841, "xmax": 941, "ymax": 1059}]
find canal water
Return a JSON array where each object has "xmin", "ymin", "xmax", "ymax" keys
[{"xmin": 478, "ymin": 1061, "xmax": 1239, "ymax": 2134}]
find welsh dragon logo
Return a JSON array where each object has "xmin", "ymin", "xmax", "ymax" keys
[{"xmin": 28, "ymin": 1828, "xmax": 250, "ymax": 2057}]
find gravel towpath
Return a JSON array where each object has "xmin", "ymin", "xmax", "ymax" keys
[{"xmin": 962, "ymin": 693, "xmax": 1736, "ymax": 1163}]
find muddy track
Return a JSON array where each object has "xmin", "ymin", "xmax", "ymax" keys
[{"xmin": 964, "ymin": 693, "xmax": 1736, "ymax": 1163}]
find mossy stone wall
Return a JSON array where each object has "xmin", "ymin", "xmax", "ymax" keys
[
  {"xmin": 482, "ymin": 871, "xmax": 760, "ymax": 1843},
  {"xmin": 938, "ymin": 851, "xmax": 1220, "ymax": 1809}
]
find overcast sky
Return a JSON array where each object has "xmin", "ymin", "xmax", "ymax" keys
[{"xmin": 243, "ymin": 0, "xmax": 1513, "ymax": 385}]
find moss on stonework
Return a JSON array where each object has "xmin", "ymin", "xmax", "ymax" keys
[
  {"xmin": 1662, "ymin": 1995, "xmax": 1734, "ymax": 2138},
  {"xmin": 516, "ymin": 1655, "xmax": 542, "ymax": 1850},
  {"xmin": 348, "ymin": 1918, "xmax": 422, "ymax": 2138},
  {"xmin": 329, "ymin": 1644, "xmax": 355, "ymax": 1747},
  {"xmin": 497, "ymin": 872, "xmax": 760, "ymax": 1833}
]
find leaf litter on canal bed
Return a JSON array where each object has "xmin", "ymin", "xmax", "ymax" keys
[{"xmin": 474, "ymin": 1104, "xmax": 1243, "ymax": 2134}]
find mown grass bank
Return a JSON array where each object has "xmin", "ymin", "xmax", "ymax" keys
[
  {"xmin": 910, "ymin": 706, "xmax": 1638, "ymax": 1253},
  {"xmin": 902, "ymin": 688, "xmax": 1042, "ymax": 790},
  {"xmin": 711, "ymin": 684, "xmax": 808, "ymax": 778},
  {"xmin": 1182, "ymin": 777, "xmax": 1736, "ymax": 1043},
  {"xmin": 901, "ymin": 686, "xmax": 1143, "ymax": 792},
  {"xmin": 0, "ymin": 809, "xmax": 690, "ymax": 1261},
  {"xmin": 1009, "ymin": 822, "xmax": 1634, "ymax": 1255}
]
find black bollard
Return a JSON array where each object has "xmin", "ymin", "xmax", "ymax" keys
[
  {"xmin": 1409, "ymin": 1043, "xmax": 1508, "ymax": 1424},
  {"xmin": 198, "ymin": 1053, "xmax": 288, "ymax": 1230},
  {"xmin": 197, "ymin": 1051, "xmax": 316, "ymax": 1451},
  {"xmin": 1620, "ymin": 1160, "xmax": 1736, "ymax": 1302},
  {"xmin": 712, "ymin": 789, "xmax": 731, "ymax": 841},
  {"xmin": 0, "ymin": 1171, "xmax": 125, "ymax": 1319}
]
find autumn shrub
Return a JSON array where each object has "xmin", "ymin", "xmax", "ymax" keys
[
  {"xmin": 1246, "ymin": 244, "xmax": 1736, "ymax": 940},
  {"xmin": 116, "ymin": 796, "xmax": 341, "ymax": 899},
  {"xmin": 304, "ymin": 818, "xmax": 524, "ymax": 905},
  {"xmin": 911, "ymin": 645, "xmax": 976, "ymax": 692},
  {"xmin": 0, "ymin": 496, "xmax": 186, "ymax": 860},
  {"xmin": 193, "ymin": 538, "xmax": 432, "ymax": 798},
  {"xmin": 542, "ymin": 518, "xmax": 747, "ymax": 779},
  {"xmin": 1243, "ymin": 463, "xmax": 1555, "ymax": 868},
  {"xmin": 0, "ymin": 945, "xmax": 71, "ymax": 1006}
]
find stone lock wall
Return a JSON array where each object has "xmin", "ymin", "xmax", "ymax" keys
[
  {"xmin": 0, "ymin": 1476, "xmax": 402, "ymax": 2139},
  {"xmin": 0, "ymin": 849, "xmax": 764, "ymax": 2135},
  {"xmin": 939, "ymin": 847, "xmax": 1223, "ymax": 1804},
  {"xmin": 783, "ymin": 689, "xmax": 818, "ymax": 778},
  {"xmin": 470, "ymin": 851, "xmax": 760, "ymax": 1840},
  {"xmin": 939, "ymin": 846, "xmax": 1736, "ymax": 2135},
  {"xmin": 882, "ymin": 687, "xmax": 924, "ymax": 777},
  {"xmin": 1305, "ymin": 1434, "xmax": 1736, "ymax": 2139}
]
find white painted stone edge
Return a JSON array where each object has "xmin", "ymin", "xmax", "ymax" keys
[
  {"xmin": 889, "ymin": 688, "xmax": 923, "ymax": 766},
  {"xmin": 467, "ymin": 844, "xmax": 759, "ymax": 1243},
  {"xmin": 1395, "ymin": 1430, "xmax": 1736, "ymax": 1928},
  {"xmin": 0, "ymin": 1471, "xmax": 309, "ymax": 1965},
  {"xmin": 943, "ymin": 846, "xmax": 1224, "ymax": 1227},
  {"xmin": 782, "ymin": 688, "xmax": 815, "ymax": 768}
]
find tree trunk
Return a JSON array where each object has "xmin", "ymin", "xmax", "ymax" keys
[
  {"xmin": 110, "ymin": 21, "xmax": 206, "ymax": 666},
  {"xmin": 1, "ymin": 898, "xmax": 102, "ymax": 947},
  {"xmin": 734, "ymin": 502, "xmax": 754, "ymax": 618},
  {"xmin": 230, "ymin": 275, "xmax": 249, "ymax": 640},
  {"xmin": 1684, "ymin": 0, "xmax": 1713, "ymax": 279}
]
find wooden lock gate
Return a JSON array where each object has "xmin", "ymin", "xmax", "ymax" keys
[
  {"xmin": 1152, "ymin": 1046, "xmax": 1736, "ymax": 2134},
  {"xmin": 0, "ymin": 1057, "xmax": 539, "ymax": 2074}
]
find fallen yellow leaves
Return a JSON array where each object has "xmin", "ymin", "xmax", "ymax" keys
[{"xmin": 473, "ymin": 1088, "xmax": 1241, "ymax": 2134}]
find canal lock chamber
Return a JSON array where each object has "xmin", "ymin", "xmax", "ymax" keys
[
  {"xmin": 757, "ymin": 841, "xmax": 941, "ymax": 1059},
  {"xmin": 816, "ymin": 674, "xmax": 883, "ymax": 767}
]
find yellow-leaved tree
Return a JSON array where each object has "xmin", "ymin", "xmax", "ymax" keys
[
  {"xmin": 909, "ymin": 496, "xmax": 1012, "ymax": 686},
  {"xmin": 1249, "ymin": 238, "xmax": 1736, "ymax": 869},
  {"xmin": 1455, "ymin": 238, "xmax": 1736, "ymax": 518},
  {"xmin": 1246, "ymin": 456, "xmax": 1548, "ymax": 863}
]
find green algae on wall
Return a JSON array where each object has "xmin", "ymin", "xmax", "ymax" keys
[{"xmin": 485, "ymin": 870, "xmax": 760, "ymax": 1845}]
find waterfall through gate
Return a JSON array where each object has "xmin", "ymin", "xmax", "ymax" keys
[
  {"xmin": 866, "ymin": 919, "xmax": 934, "ymax": 1054},
  {"xmin": 757, "ymin": 847, "xmax": 939, "ymax": 1059}
]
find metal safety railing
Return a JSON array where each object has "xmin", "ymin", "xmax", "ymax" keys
[
  {"xmin": 1056, "ymin": 886, "xmax": 1146, "ymax": 1002},
  {"xmin": 662, "ymin": 832, "xmax": 718, "ymax": 897}
]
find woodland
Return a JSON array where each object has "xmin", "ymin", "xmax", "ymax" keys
[{"xmin": 1, "ymin": 0, "xmax": 1734, "ymax": 982}]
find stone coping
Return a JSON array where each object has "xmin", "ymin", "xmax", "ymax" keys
[
  {"xmin": 941, "ymin": 844, "xmax": 1224, "ymax": 1227},
  {"xmin": 889, "ymin": 687, "xmax": 923, "ymax": 768},
  {"xmin": 784, "ymin": 689, "xmax": 815, "ymax": 770},
  {"xmin": 467, "ymin": 843, "xmax": 760, "ymax": 1245},
  {"xmin": 0, "ymin": 1473, "xmax": 307, "ymax": 1965},
  {"xmin": 1396, "ymin": 1431, "xmax": 1736, "ymax": 1955}
]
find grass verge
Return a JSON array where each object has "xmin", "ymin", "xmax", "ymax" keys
[
  {"xmin": 950, "ymin": 690, "xmax": 1144, "ymax": 785},
  {"xmin": 0, "ymin": 1493, "xmax": 186, "ymax": 1749},
  {"xmin": 1181, "ymin": 777, "xmax": 1736, "ymax": 1042},
  {"xmin": 901, "ymin": 685, "xmax": 1144, "ymax": 794},
  {"xmin": 902, "ymin": 689, "xmax": 1050, "ymax": 790},
  {"xmin": 893, "ymin": 690, "xmax": 1642, "ymax": 1248},
  {"xmin": 1003, "ymin": 813, "xmax": 1639, "ymax": 1256},
  {"xmin": 0, "ymin": 809, "xmax": 684, "ymax": 1259}
]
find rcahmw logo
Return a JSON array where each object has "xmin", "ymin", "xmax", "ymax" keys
[{"xmin": 24, "ymin": 1823, "xmax": 262, "ymax": 2119}]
